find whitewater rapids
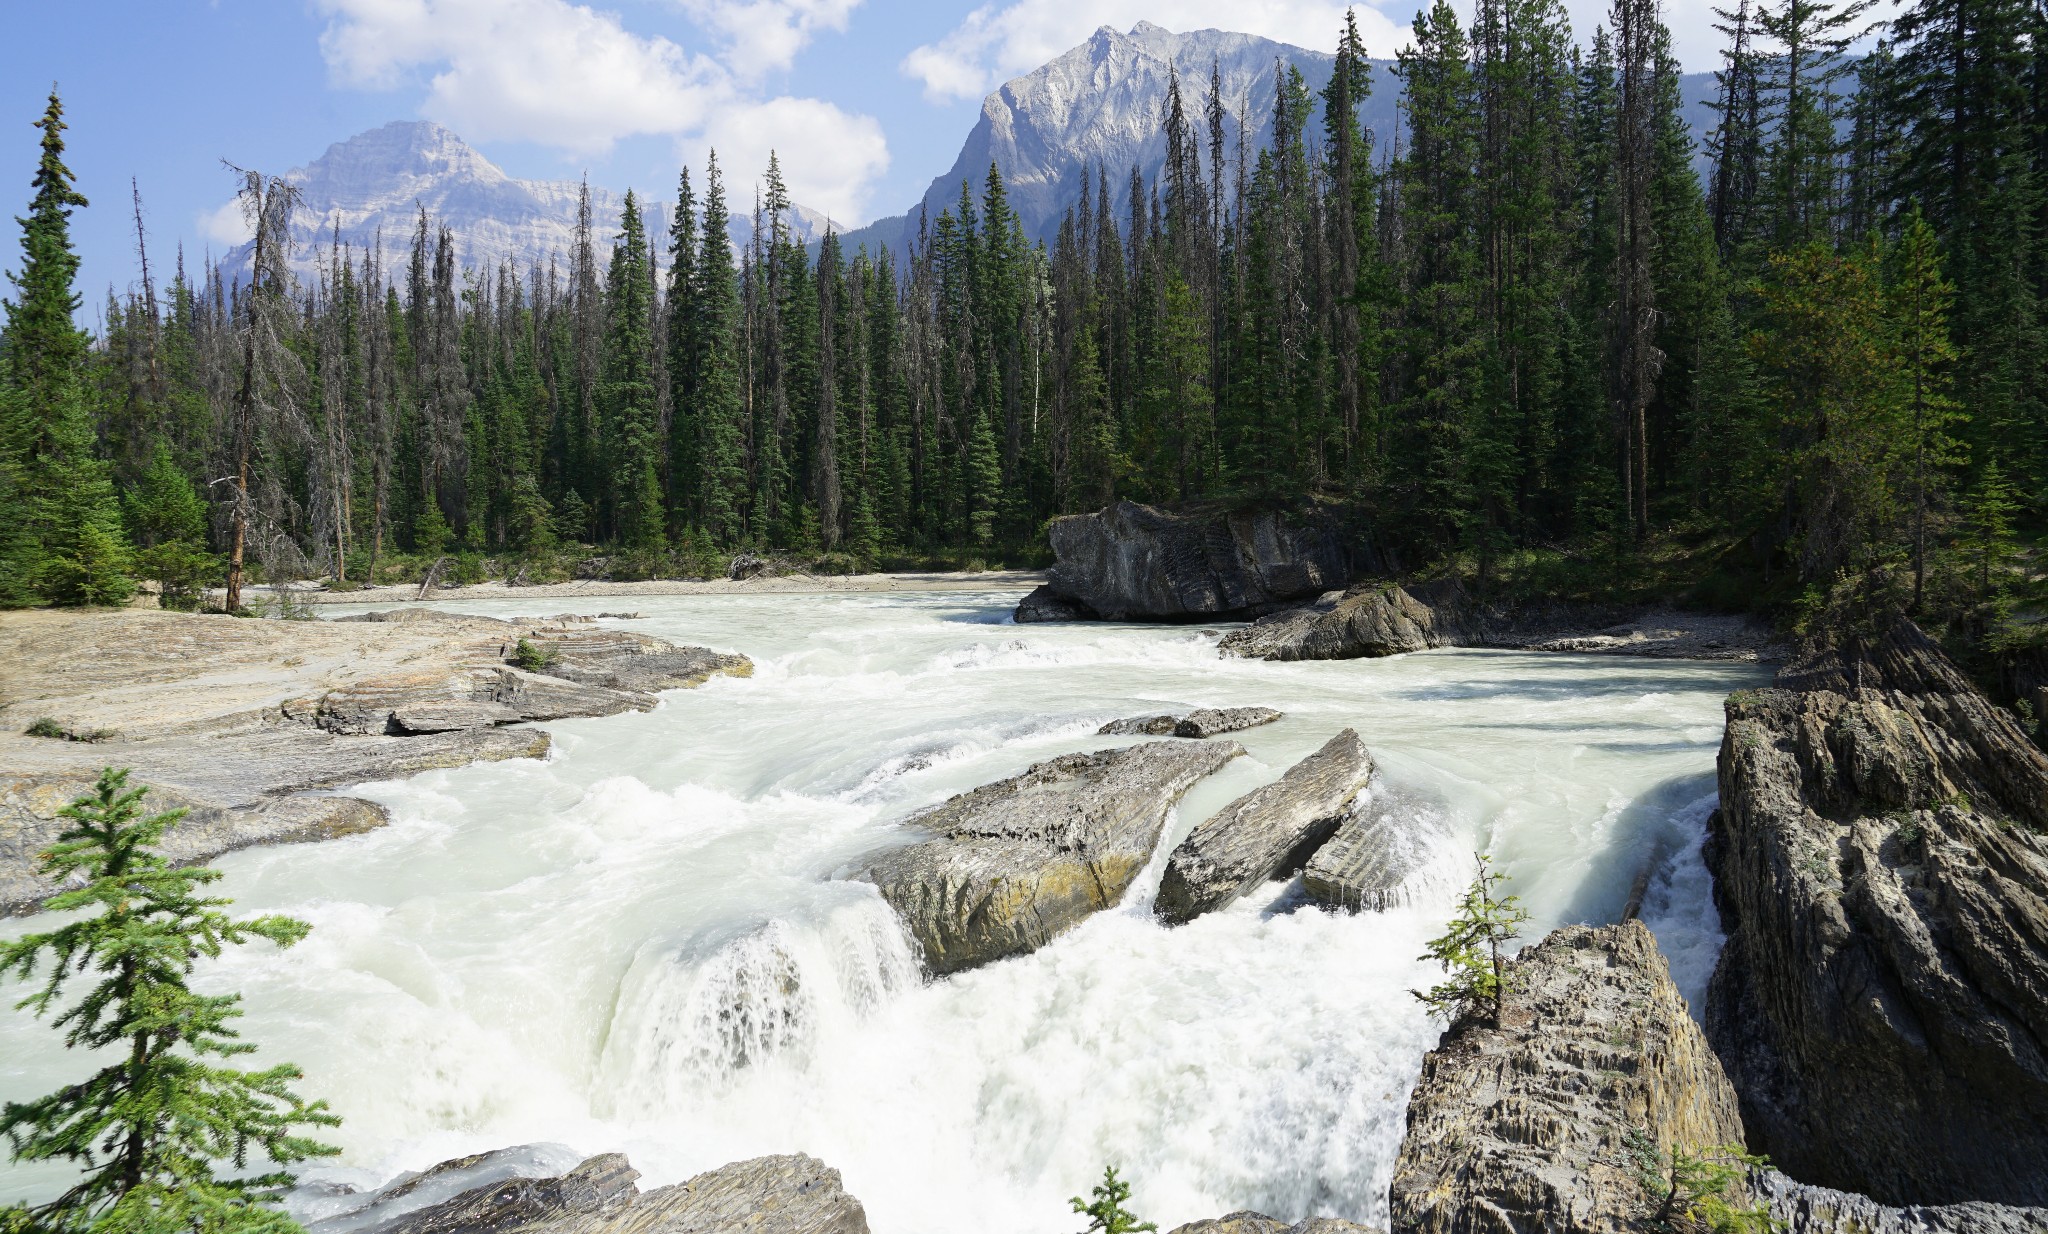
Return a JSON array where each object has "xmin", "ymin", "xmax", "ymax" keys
[{"xmin": 0, "ymin": 589, "xmax": 1763, "ymax": 1230}]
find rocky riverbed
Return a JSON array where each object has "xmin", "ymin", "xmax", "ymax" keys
[{"xmin": 0, "ymin": 607, "xmax": 748, "ymax": 913}]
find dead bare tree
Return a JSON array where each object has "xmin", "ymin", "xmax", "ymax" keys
[{"xmin": 221, "ymin": 164, "xmax": 304, "ymax": 613}]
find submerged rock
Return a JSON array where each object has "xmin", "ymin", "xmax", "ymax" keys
[
  {"xmin": 854, "ymin": 740, "xmax": 1243, "ymax": 975},
  {"xmin": 1014, "ymin": 500, "xmax": 1354, "ymax": 622},
  {"xmin": 311, "ymin": 1150, "xmax": 867, "ymax": 1234},
  {"xmin": 1706, "ymin": 619, "xmax": 2048, "ymax": 1205},
  {"xmin": 1097, "ymin": 706, "xmax": 1282, "ymax": 739},
  {"xmin": 1301, "ymin": 785, "xmax": 1454, "ymax": 913},
  {"xmin": 1167, "ymin": 1217, "xmax": 1378, "ymax": 1234},
  {"xmin": 1390, "ymin": 921, "xmax": 1747, "ymax": 1234},
  {"xmin": 1156, "ymin": 730, "xmax": 1373, "ymax": 924}
]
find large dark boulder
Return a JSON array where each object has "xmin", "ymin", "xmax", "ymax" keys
[
  {"xmin": 1706, "ymin": 619, "xmax": 2048, "ymax": 1205},
  {"xmin": 1014, "ymin": 500, "xmax": 1355, "ymax": 623}
]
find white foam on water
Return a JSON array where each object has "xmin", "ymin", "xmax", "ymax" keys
[{"xmin": 0, "ymin": 590, "xmax": 1766, "ymax": 1231}]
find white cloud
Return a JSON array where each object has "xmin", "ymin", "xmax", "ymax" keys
[
  {"xmin": 198, "ymin": 199, "xmax": 253, "ymax": 249},
  {"xmin": 674, "ymin": 0, "xmax": 862, "ymax": 81},
  {"xmin": 903, "ymin": 1, "xmax": 1412, "ymax": 104},
  {"xmin": 695, "ymin": 97, "xmax": 890, "ymax": 226},
  {"xmin": 313, "ymin": 0, "xmax": 889, "ymax": 217}
]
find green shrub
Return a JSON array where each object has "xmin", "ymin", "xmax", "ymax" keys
[
  {"xmin": 809, "ymin": 552, "xmax": 860, "ymax": 576},
  {"xmin": 511, "ymin": 638, "xmax": 557, "ymax": 673},
  {"xmin": 25, "ymin": 717, "xmax": 64, "ymax": 738},
  {"xmin": 1627, "ymin": 1132, "xmax": 1781, "ymax": 1233}
]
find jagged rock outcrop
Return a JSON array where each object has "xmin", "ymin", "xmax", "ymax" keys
[
  {"xmin": 1390, "ymin": 922, "xmax": 1747, "ymax": 1234},
  {"xmin": 1166, "ymin": 1217, "xmax": 1379, "ymax": 1234},
  {"xmin": 855, "ymin": 740, "xmax": 1242, "ymax": 974},
  {"xmin": 1014, "ymin": 501, "xmax": 1354, "ymax": 623},
  {"xmin": 0, "ymin": 608, "xmax": 750, "ymax": 914},
  {"xmin": 1156, "ymin": 730, "xmax": 1372, "ymax": 924},
  {"xmin": 1705, "ymin": 619, "xmax": 2048, "ymax": 1205},
  {"xmin": 309, "ymin": 1148, "xmax": 867, "ymax": 1234},
  {"xmin": 1098, "ymin": 707, "xmax": 1282, "ymax": 738},
  {"xmin": 1301, "ymin": 785, "xmax": 1454, "ymax": 913}
]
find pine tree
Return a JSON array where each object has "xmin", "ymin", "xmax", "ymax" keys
[
  {"xmin": 693, "ymin": 154, "xmax": 747, "ymax": 542},
  {"xmin": 1887, "ymin": 206, "xmax": 1965, "ymax": 607},
  {"xmin": 1414, "ymin": 853, "xmax": 1531, "ymax": 1026},
  {"xmin": 1069, "ymin": 1166, "xmax": 1157, "ymax": 1234},
  {"xmin": 603, "ymin": 191, "xmax": 662, "ymax": 550},
  {"xmin": 0, "ymin": 90, "xmax": 132, "ymax": 606},
  {"xmin": 1, "ymin": 769, "xmax": 339, "ymax": 1234}
]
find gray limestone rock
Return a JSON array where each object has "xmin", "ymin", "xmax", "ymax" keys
[
  {"xmin": 1014, "ymin": 500, "xmax": 1354, "ymax": 622},
  {"xmin": 854, "ymin": 740, "xmax": 1243, "ymax": 975},
  {"xmin": 309, "ymin": 1150, "xmax": 866, "ymax": 1234},
  {"xmin": 1390, "ymin": 922, "xmax": 1747, "ymax": 1234},
  {"xmin": 1301, "ymin": 785, "xmax": 1455, "ymax": 913},
  {"xmin": 1706, "ymin": 619, "xmax": 2048, "ymax": 1205},
  {"xmin": 1156, "ymin": 730, "xmax": 1372, "ymax": 924},
  {"xmin": 1097, "ymin": 707, "xmax": 1282, "ymax": 739}
]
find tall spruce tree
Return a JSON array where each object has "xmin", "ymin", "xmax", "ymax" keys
[{"xmin": 0, "ymin": 90, "xmax": 131, "ymax": 606}]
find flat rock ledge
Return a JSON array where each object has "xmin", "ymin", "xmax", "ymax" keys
[
  {"xmin": 1099, "ymin": 706, "xmax": 1282, "ymax": 738},
  {"xmin": 853, "ymin": 740, "xmax": 1242, "ymax": 975},
  {"xmin": 1013, "ymin": 500, "xmax": 1355, "ymax": 623},
  {"xmin": 308, "ymin": 1147, "xmax": 866, "ymax": 1234},
  {"xmin": 1391, "ymin": 921, "xmax": 1747, "ymax": 1234},
  {"xmin": 1156, "ymin": 730, "xmax": 1373, "ymax": 924},
  {"xmin": 1219, "ymin": 581, "xmax": 1782, "ymax": 663},
  {"xmin": 0, "ymin": 608, "xmax": 749, "ymax": 915},
  {"xmin": 1705, "ymin": 618, "xmax": 2048, "ymax": 1205}
]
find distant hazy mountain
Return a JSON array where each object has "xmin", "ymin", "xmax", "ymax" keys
[
  {"xmin": 839, "ymin": 21, "xmax": 1723, "ymax": 260},
  {"xmin": 219, "ymin": 121, "xmax": 833, "ymax": 289}
]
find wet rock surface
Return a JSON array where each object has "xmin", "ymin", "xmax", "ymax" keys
[
  {"xmin": 309, "ymin": 1149, "xmax": 867, "ymax": 1234},
  {"xmin": 1219, "ymin": 581, "xmax": 1781, "ymax": 663},
  {"xmin": 1097, "ymin": 706, "xmax": 1282, "ymax": 738},
  {"xmin": 854, "ymin": 740, "xmax": 1243, "ymax": 974},
  {"xmin": 1156, "ymin": 730, "xmax": 1373, "ymax": 924},
  {"xmin": 0, "ymin": 608, "xmax": 749, "ymax": 914},
  {"xmin": 1014, "ymin": 500, "xmax": 1354, "ymax": 622},
  {"xmin": 1705, "ymin": 619, "xmax": 2048, "ymax": 1205},
  {"xmin": 1167, "ymin": 1217, "xmax": 1380, "ymax": 1234},
  {"xmin": 1390, "ymin": 921, "xmax": 1746, "ymax": 1234},
  {"xmin": 1754, "ymin": 1172, "xmax": 2048, "ymax": 1234},
  {"xmin": 1301, "ymin": 784, "xmax": 1455, "ymax": 913}
]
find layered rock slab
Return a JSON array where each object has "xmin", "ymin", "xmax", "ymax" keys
[
  {"xmin": 310, "ymin": 1149, "xmax": 867, "ymax": 1234},
  {"xmin": 0, "ymin": 608, "xmax": 749, "ymax": 914},
  {"xmin": 1389, "ymin": 921, "xmax": 1746, "ymax": 1234},
  {"xmin": 1156, "ymin": 730, "xmax": 1373, "ymax": 924},
  {"xmin": 1301, "ymin": 784, "xmax": 1454, "ymax": 913},
  {"xmin": 1705, "ymin": 619, "xmax": 2048, "ymax": 1205},
  {"xmin": 1098, "ymin": 707, "xmax": 1282, "ymax": 738},
  {"xmin": 1014, "ymin": 500, "xmax": 1354, "ymax": 622},
  {"xmin": 854, "ymin": 740, "xmax": 1242, "ymax": 974}
]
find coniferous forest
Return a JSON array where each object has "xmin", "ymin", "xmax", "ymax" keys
[{"xmin": 1, "ymin": 1, "xmax": 2042, "ymax": 669}]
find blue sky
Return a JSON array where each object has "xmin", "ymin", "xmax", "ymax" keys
[{"xmin": 5, "ymin": 0, "xmax": 1782, "ymax": 312}]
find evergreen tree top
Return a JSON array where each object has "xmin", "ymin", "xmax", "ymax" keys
[{"xmin": 6, "ymin": 88, "xmax": 91, "ymax": 397}]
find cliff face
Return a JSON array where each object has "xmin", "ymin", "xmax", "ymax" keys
[
  {"xmin": 1389, "ymin": 922, "xmax": 1746, "ymax": 1234},
  {"xmin": 1705, "ymin": 619, "xmax": 2048, "ymax": 1205}
]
